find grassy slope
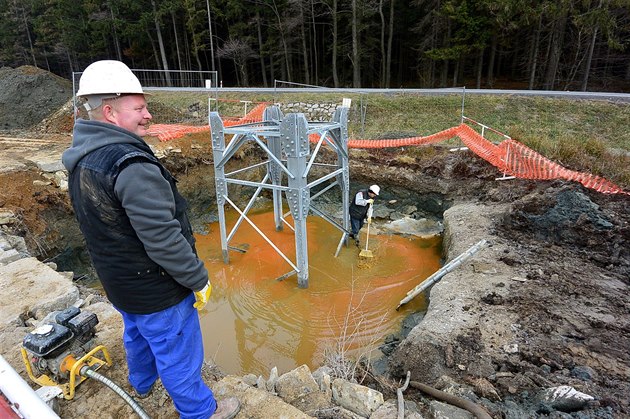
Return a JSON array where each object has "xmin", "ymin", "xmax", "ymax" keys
[{"xmin": 148, "ymin": 91, "xmax": 630, "ymax": 188}]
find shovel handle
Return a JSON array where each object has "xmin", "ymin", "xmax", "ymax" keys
[{"xmin": 364, "ymin": 203, "xmax": 372, "ymax": 251}]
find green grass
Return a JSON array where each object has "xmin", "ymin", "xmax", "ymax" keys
[{"xmin": 147, "ymin": 90, "xmax": 630, "ymax": 189}]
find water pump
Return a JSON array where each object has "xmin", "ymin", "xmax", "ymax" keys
[{"xmin": 21, "ymin": 306, "xmax": 112, "ymax": 400}]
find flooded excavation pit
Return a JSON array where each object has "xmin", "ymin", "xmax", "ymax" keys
[{"xmin": 195, "ymin": 207, "xmax": 442, "ymax": 376}]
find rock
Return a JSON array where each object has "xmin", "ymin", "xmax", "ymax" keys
[
  {"xmin": 503, "ymin": 343, "xmax": 519, "ymax": 354},
  {"xmin": 52, "ymin": 171, "xmax": 67, "ymax": 187},
  {"xmin": 538, "ymin": 386, "xmax": 595, "ymax": 412},
  {"xmin": 371, "ymin": 399, "xmax": 424, "ymax": 419},
  {"xmin": 372, "ymin": 205, "xmax": 394, "ymax": 219},
  {"xmin": 434, "ymin": 375, "xmax": 477, "ymax": 401},
  {"xmin": 399, "ymin": 205, "xmax": 418, "ymax": 215},
  {"xmin": 82, "ymin": 294, "xmax": 95, "ymax": 307},
  {"xmin": 275, "ymin": 364, "xmax": 319, "ymax": 403},
  {"xmin": 389, "ymin": 211, "xmax": 407, "ymax": 221},
  {"xmin": 400, "ymin": 312, "xmax": 423, "ymax": 339},
  {"xmin": 242, "ymin": 374, "xmax": 257, "ymax": 386},
  {"xmin": 467, "ymin": 377, "xmax": 501, "ymax": 401},
  {"xmin": 0, "ymin": 211, "xmax": 16, "ymax": 225},
  {"xmin": 212, "ymin": 375, "xmax": 311, "ymax": 418},
  {"xmin": 502, "ymin": 400, "xmax": 532, "ymax": 418},
  {"xmin": 312, "ymin": 366, "xmax": 332, "ymax": 398},
  {"xmin": 37, "ymin": 160, "xmax": 65, "ymax": 173},
  {"xmin": 381, "ymin": 216, "xmax": 443, "ymax": 238},
  {"xmin": 429, "ymin": 400, "xmax": 473, "ymax": 419},
  {"xmin": 59, "ymin": 271, "xmax": 74, "ymax": 281},
  {"xmin": 0, "ymin": 257, "xmax": 80, "ymax": 325},
  {"xmin": 0, "ymin": 235, "xmax": 10, "ymax": 251},
  {"xmin": 309, "ymin": 405, "xmax": 362, "ymax": 418},
  {"xmin": 5, "ymin": 235, "xmax": 28, "ymax": 254},
  {"xmin": 331, "ymin": 378, "xmax": 384, "ymax": 417},
  {"xmin": 571, "ymin": 366, "xmax": 596, "ymax": 381},
  {"xmin": 0, "ymin": 248, "xmax": 21, "ymax": 265},
  {"xmin": 290, "ymin": 390, "xmax": 333, "ymax": 414},
  {"xmin": 267, "ymin": 366, "xmax": 278, "ymax": 392},
  {"xmin": 472, "ymin": 262, "xmax": 498, "ymax": 274}
]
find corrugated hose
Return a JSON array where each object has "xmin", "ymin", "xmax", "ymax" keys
[{"xmin": 80, "ymin": 366, "xmax": 150, "ymax": 419}]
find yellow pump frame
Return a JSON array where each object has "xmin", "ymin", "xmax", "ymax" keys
[{"xmin": 21, "ymin": 345, "xmax": 112, "ymax": 400}]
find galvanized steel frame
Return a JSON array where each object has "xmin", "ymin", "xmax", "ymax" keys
[{"xmin": 209, "ymin": 104, "xmax": 350, "ymax": 288}]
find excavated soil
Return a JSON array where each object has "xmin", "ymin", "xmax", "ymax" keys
[{"xmin": 1, "ymin": 67, "xmax": 629, "ymax": 418}]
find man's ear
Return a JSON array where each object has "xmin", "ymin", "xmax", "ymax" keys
[{"xmin": 102, "ymin": 104, "xmax": 117, "ymax": 123}]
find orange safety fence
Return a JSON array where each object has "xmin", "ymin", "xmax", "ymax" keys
[
  {"xmin": 145, "ymin": 112, "xmax": 628, "ymax": 196},
  {"xmin": 146, "ymin": 103, "xmax": 268, "ymax": 142}
]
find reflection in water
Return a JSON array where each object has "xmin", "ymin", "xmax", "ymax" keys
[{"xmin": 195, "ymin": 207, "xmax": 441, "ymax": 376}]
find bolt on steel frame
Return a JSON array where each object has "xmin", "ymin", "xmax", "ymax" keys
[{"xmin": 209, "ymin": 104, "xmax": 350, "ymax": 288}]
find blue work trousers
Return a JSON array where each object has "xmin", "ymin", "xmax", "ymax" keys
[
  {"xmin": 117, "ymin": 293, "xmax": 217, "ymax": 419},
  {"xmin": 350, "ymin": 217, "xmax": 365, "ymax": 237}
]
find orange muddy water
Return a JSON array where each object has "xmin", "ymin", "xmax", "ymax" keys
[{"xmin": 195, "ymin": 208, "xmax": 441, "ymax": 376}]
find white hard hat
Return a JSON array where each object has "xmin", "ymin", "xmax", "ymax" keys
[
  {"xmin": 77, "ymin": 60, "xmax": 145, "ymax": 98},
  {"xmin": 369, "ymin": 184, "xmax": 380, "ymax": 195}
]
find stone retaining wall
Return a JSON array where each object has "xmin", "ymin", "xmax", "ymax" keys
[{"xmin": 280, "ymin": 102, "xmax": 340, "ymax": 121}]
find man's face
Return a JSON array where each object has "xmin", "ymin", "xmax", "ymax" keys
[
  {"xmin": 105, "ymin": 94, "xmax": 152, "ymax": 136},
  {"xmin": 368, "ymin": 191, "xmax": 376, "ymax": 199}
]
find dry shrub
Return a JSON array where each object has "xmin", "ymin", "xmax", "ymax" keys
[{"xmin": 322, "ymin": 277, "xmax": 386, "ymax": 384}]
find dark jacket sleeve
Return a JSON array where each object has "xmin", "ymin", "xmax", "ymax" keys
[{"xmin": 114, "ymin": 162, "xmax": 208, "ymax": 291}]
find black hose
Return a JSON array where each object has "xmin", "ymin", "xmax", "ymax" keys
[
  {"xmin": 409, "ymin": 380, "xmax": 492, "ymax": 419},
  {"xmin": 80, "ymin": 366, "xmax": 151, "ymax": 419}
]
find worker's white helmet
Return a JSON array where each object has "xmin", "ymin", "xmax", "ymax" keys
[
  {"xmin": 77, "ymin": 60, "xmax": 145, "ymax": 110},
  {"xmin": 369, "ymin": 184, "xmax": 380, "ymax": 195},
  {"xmin": 77, "ymin": 60, "xmax": 144, "ymax": 97}
]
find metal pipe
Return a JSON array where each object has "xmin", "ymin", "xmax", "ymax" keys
[
  {"xmin": 80, "ymin": 366, "xmax": 150, "ymax": 419},
  {"xmin": 0, "ymin": 354, "xmax": 59, "ymax": 419},
  {"xmin": 397, "ymin": 239, "xmax": 487, "ymax": 310}
]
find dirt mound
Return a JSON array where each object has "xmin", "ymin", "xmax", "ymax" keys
[
  {"xmin": 0, "ymin": 66, "xmax": 72, "ymax": 132},
  {"xmin": 502, "ymin": 186, "xmax": 629, "ymax": 275}
]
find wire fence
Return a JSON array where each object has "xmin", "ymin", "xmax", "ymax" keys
[{"xmin": 69, "ymin": 70, "xmax": 630, "ymax": 166}]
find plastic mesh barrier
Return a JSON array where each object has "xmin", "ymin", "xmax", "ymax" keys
[
  {"xmin": 145, "ymin": 112, "xmax": 628, "ymax": 196},
  {"xmin": 146, "ymin": 103, "xmax": 267, "ymax": 142}
]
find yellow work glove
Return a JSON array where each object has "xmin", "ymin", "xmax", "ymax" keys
[
  {"xmin": 366, "ymin": 199, "xmax": 374, "ymax": 204},
  {"xmin": 193, "ymin": 282, "xmax": 212, "ymax": 311}
]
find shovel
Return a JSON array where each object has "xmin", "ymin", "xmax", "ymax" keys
[{"xmin": 359, "ymin": 204, "xmax": 374, "ymax": 258}]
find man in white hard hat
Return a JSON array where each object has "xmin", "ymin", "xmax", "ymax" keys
[
  {"xmin": 349, "ymin": 184, "xmax": 380, "ymax": 246},
  {"xmin": 62, "ymin": 60, "xmax": 240, "ymax": 419}
]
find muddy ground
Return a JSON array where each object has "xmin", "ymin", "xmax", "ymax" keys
[{"xmin": 1, "ymin": 67, "xmax": 629, "ymax": 418}]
